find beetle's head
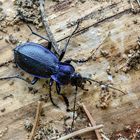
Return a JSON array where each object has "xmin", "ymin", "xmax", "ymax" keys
[{"xmin": 70, "ymin": 72, "xmax": 88, "ymax": 89}]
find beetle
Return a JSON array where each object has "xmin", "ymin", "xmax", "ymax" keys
[
  {"xmin": 0, "ymin": 22, "xmax": 126, "ymax": 111},
  {"xmin": 0, "ymin": 22, "xmax": 91, "ymax": 111}
]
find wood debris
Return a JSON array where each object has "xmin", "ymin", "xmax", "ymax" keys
[
  {"xmin": 39, "ymin": 0, "xmax": 60, "ymax": 56},
  {"xmin": 82, "ymin": 103, "xmax": 103, "ymax": 140},
  {"xmin": 58, "ymin": 125, "xmax": 103, "ymax": 140},
  {"xmin": 29, "ymin": 101, "xmax": 43, "ymax": 140},
  {"xmin": 122, "ymin": 40, "xmax": 140, "ymax": 72}
]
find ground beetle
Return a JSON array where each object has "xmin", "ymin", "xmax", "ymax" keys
[
  {"xmin": 0, "ymin": 22, "xmax": 126, "ymax": 111},
  {"xmin": 0, "ymin": 22, "xmax": 92, "ymax": 111}
]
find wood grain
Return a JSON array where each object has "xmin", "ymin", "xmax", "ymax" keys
[{"xmin": 0, "ymin": 0, "xmax": 140, "ymax": 139}]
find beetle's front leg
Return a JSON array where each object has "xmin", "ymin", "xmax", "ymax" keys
[
  {"xmin": 56, "ymin": 83, "xmax": 70, "ymax": 111},
  {"xmin": 48, "ymin": 79, "xmax": 59, "ymax": 108}
]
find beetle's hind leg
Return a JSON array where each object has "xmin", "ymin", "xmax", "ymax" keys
[
  {"xmin": 48, "ymin": 79, "xmax": 59, "ymax": 108},
  {"xmin": 56, "ymin": 83, "xmax": 70, "ymax": 111},
  {"xmin": 0, "ymin": 74, "xmax": 29, "ymax": 83}
]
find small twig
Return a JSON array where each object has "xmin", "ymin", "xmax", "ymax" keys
[
  {"xmin": 39, "ymin": 0, "xmax": 60, "ymax": 56},
  {"xmin": 58, "ymin": 125, "xmax": 103, "ymax": 140},
  {"xmin": 100, "ymin": 133, "xmax": 110, "ymax": 140},
  {"xmin": 82, "ymin": 103, "xmax": 102, "ymax": 140},
  {"xmin": 29, "ymin": 101, "xmax": 43, "ymax": 140},
  {"xmin": 71, "ymin": 86, "xmax": 78, "ymax": 130}
]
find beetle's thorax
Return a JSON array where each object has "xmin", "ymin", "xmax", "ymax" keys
[{"xmin": 51, "ymin": 62, "xmax": 75, "ymax": 85}]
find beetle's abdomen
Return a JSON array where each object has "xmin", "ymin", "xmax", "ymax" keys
[{"xmin": 14, "ymin": 42, "xmax": 59, "ymax": 78}]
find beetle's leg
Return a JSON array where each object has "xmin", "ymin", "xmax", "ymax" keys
[
  {"xmin": 47, "ymin": 42, "xmax": 52, "ymax": 50},
  {"xmin": 0, "ymin": 74, "xmax": 29, "ymax": 83},
  {"xmin": 64, "ymin": 58, "xmax": 87, "ymax": 64},
  {"xmin": 64, "ymin": 59, "xmax": 72, "ymax": 64},
  {"xmin": 26, "ymin": 24, "xmax": 50, "ymax": 42},
  {"xmin": 64, "ymin": 58, "xmax": 89, "ymax": 64},
  {"xmin": 71, "ymin": 86, "xmax": 78, "ymax": 129},
  {"xmin": 49, "ymin": 79, "xmax": 59, "ymax": 108},
  {"xmin": 59, "ymin": 22, "xmax": 80, "ymax": 61},
  {"xmin": 31, "ymin": 77, "xmax": 39, "ymax": 85},
  {"xmin": 56, "ymin": 83, "xmax": 70, "ymax": 111}
]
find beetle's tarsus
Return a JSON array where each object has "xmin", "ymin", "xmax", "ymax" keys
[{"xmin": 31, "ymin": 77, "xmax": 39, "ymax": 85}]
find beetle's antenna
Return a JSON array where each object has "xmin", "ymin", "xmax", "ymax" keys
[
  {"xmin": 71, "ymin": 86, "xmax": 78, "ymax": 130},
  {"xmin": 83, "ymin": 77, "xmax": 127, "ymax": 95},
  {"xmin": 26, "ymin": 24, "xmax": 50, "ymax": 42},
  {"xmin": 64, "ymin": 21, "xmax": 80, "ymax": 51},
  {"xmin": 59, "ymin": 22, "xmax": 80, "ymax": 61},
  {"xmin": 0, "ymin": 74, "xmax": 29, "ymax": 83},
  {"xmin": 18, "ymin": 12, "xmax": 50, "ymax": 42}
]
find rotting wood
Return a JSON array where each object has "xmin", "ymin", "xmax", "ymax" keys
[
  {"xmin": 82, "ymin": 103, "xmax": 102, "ymax": 140},
  {"xmin": 29, "ymin": 101, "xmax": 42, "ymax": 140},
  {"xmin": 54, "ymin": 0, "xmax": 132, "ymax": 42},
  {"xmin": 0, "ymin": 0, "xmax": 135, "ymax": 66},
  {"xmin": 58, "ymin": 125, "xmax": 103, "ymax": 140},
  {"xmin": 0, "ymin": 0, "xmax": 140, "ymax": 140}
]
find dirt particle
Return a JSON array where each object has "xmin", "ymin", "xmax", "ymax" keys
[
  {"xmin": 0, "ymin": 1, "xmax": 3, "ymax": 6},
  {"xmin": 100, "ymin": 49, "xmax": 109, "ymax": 57},
  {"xmin": 3, "ymin": 94, "xmax": 13, "ymax": 100},
  {"xmin": 0, "ymin": 25, "xmax": 7, "ymax": 33},
  {"xmin": 24, "ymin": 119, "xmax": 33, "ymax": 132},
  {"xmin": 79, "ymin": 0, "xmax": 86, "ymax": 3},
  {"xmin": 9, "ymin": 81, "xmax": 14, "ymax": 86},
  {"xmin": 8, "ymin": 34, "xmax": 19, "ymax": 44},
  {"xmin": 39, "ymin": 95, "xmax": 49, "ymax": 102},
  {"xmin": 0, "ymin": 11, "xmax": 6, "ymax": 21},
  {"xmin": 0, "ymin": 35, "xmax": 3, "ymax": 40},
  {"xmin": 1, "ymin": 108, "xmax": 6, "ymax": 112},
  {"xmin": 124, "ymin": 125, "xmax": 131, "ymax": 132},
  {"xmin": 28, "ymin": 86, "xmax": 38, "ymax": 94}
]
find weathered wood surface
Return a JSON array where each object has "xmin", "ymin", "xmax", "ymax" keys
[{"xmin": 0, "ymin": 0, "xmax": 140, "ymax": 139}]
